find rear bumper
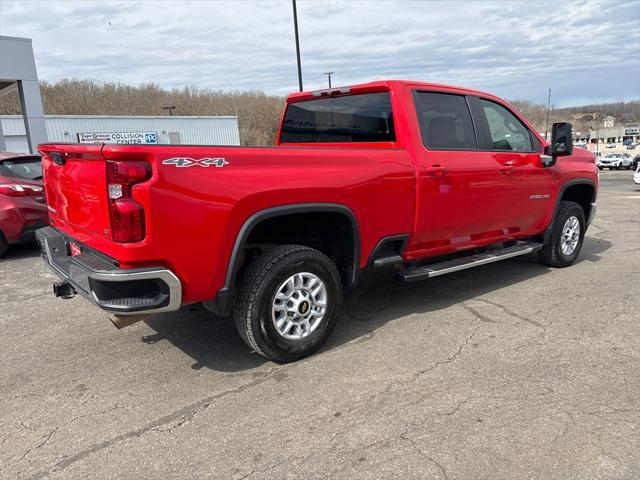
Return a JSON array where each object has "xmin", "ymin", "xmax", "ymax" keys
[
  {"xmin": 36, "ymin": 227, "xmax": 182, "ymax": 315},
  {"xmin": 15, "ymin": 219, "xmax": 48, "ymax": 243},
  {"xmin": 0, "ymin": 198, "xmax": 48, "ymax": 243}
]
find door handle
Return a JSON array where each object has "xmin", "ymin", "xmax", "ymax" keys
[
  {"xmin": 425, "ymin": 165, "xmax": 447, "ymax": 176},
  {"xmin": 499, "ymin": 165, "xmax": 515, "ymax": 174}
]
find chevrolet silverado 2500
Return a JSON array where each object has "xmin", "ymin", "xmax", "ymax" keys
[{"xmin": 36, "ymin": 80, "xmax": 598, "ymax": 363}]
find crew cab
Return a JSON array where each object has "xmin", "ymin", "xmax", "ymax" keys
[{"xmin": 36, "ymin": 80, "xmax": 598, "ymax": 362}]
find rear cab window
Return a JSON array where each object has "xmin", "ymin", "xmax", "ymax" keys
[{"xmin": 279, "ymin": 92, "xmax": 395, "ymax": 143}]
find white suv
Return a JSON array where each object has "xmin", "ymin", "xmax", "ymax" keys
[{"xmin": 597, "ymin": 153, "xmax": 633, "ymax": 170}]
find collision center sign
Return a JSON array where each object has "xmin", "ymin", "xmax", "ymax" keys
[{"xmin": 77, "ymin": 132, "xmax": 158, "ymax": 145}]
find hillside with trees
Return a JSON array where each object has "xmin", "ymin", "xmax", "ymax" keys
[
  {"xmin": 510, "ymin": 99, "xmax": 640, "ymax": 137},
  {"xmin": 1, "ymin": 79, "xmax": 638, "ymax": 144}
]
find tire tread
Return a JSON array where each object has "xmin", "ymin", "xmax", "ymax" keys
[
  {"xmin": 233, "ymin": 244, "xmax": 341, "ymax": 362},
  {"xmin": 539, "ymin": 201, "xmax": 585, "ymax": 267}
]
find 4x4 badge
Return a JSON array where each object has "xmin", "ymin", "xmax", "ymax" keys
[{"xmin": 163, "ymin": 157, "xmax": 229, "ymax": 168}]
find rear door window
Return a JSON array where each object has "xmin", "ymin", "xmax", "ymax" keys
[
  {"xmin": 279, "ymin": 92, "xmax": 395, "ymax": 143},
  {"xmin": 480, "ymin": 99, "xmax": 533, "ymax": 152},
  {"xmin": 0, "ymin": 157, "xmax": 43, "ymax": 180},
  {"xmin": 413, "ymin": 92, "xmax": 477, "ymax": 150}
]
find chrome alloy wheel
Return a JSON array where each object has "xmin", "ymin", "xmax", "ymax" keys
[
  {"xmin": 272, "ymin": 272, "xmax": 327, "ymax": 340},
  {"xmin": 561, "ymin": 216, "xmax": 580, "ymax": 256}
]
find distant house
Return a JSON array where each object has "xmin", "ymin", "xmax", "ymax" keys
[{"xmin": 603, "ymin": 115, "xmax": 615, "ymax": 128}]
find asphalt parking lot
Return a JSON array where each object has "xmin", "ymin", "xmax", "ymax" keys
[{"xmin": 1, "ymin": 170, "xmax": 639, "ymax": 480}]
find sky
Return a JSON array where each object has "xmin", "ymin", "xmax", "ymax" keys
[{"xmin": 1, "ymin": 0, "xmax": 639, "ymax": 107}]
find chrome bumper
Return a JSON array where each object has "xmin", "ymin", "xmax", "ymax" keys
[{"xmin": 36, "ymin": 227, "xmax": 182, "ymax": 315}]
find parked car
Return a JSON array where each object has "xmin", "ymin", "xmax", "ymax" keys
[
  {"xmin": 627, "ymin": 144, "xmax": 637, "ymax": 150},
  {"xmin": 633, "ymin": 154, "xmax": 640, "ymax": 171},
  {"xmin": 634, "ymin": 164, "xmax": 640, "ymax": 185},
  {"xmin": 597, "ymin": 152, "xmax": 634, "ymax": 170},
  {"xmin": 35, "ymin": 80, "xmax": 598, "ymax": 362},
  {"xmin": 0, "ymin": 152, "xmax": 48, "ymax": 257},
  {"xmin": 605, "ymin": 142, "xmax": 616, "ymax": 148}
]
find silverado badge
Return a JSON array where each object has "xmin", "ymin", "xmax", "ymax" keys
[{"xmin": 163, "ymin": 157, "xmax": 229, "ymax": 168}]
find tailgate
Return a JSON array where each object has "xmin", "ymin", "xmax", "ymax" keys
[{"xmin": 39, "ymin": 144, "xmax": 111, "ymax": 240}]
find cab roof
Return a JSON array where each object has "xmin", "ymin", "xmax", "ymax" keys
[{"xmin": 285, "ymin": 80, "xmax": 500, "ymax": 103}]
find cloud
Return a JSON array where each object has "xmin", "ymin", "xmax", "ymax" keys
[{"xmin": 1, "ymin": 0, "xmax": 638, "ymax": 106}]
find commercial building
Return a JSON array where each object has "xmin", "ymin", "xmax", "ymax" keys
[
  {"xmin": 1, "ymin": 35, "xmax": 240, "ymax": 153},
  {"xmin": 586, "ymin": 124, "xmax": 640, "ymax": 144},
  {"xmin": 0, "ymin": 36, "xmax": 47, "ymax": 153},
  {"xmin": 0, "ymin": 115, "xmax": 240, "ymax": 153}
]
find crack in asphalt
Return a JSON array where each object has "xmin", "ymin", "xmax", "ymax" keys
[
  {"xmin": 473, "ymin": 297, "xmax": 546, "ymax": 330},
  {"xmin": 7, "ymin": 404, "xmax": 122, "ymax": 471},
  {"xmin": 0, "ymin": 292, "xmax": 50, "ymax": 305},
  {"xmin": 399, "ymin": 431, "xmax": 449, "ymax": 480},
  {"xmin": 22, "ymin": 365, "xmax": 286, "ymax": 480}
]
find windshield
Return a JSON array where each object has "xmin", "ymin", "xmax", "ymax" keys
[
  {"xmin": 605, "ymin": 154, "xmax": 622, "ymax": 158},
  {"xmin": 0, "ymin": 157, "xmax": 43, "ymax": 180}
]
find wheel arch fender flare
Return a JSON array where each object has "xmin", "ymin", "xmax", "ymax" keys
[
  {"xmin": 204, "ymin": 203, "xmax": 361, "ymax": 316},
  {"xmin": 544, "ymin": 178, "xmax": 596, "ymax": 244}
]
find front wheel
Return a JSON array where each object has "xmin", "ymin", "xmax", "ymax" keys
[
  {"xmin": 539, "ymin": 201, "xmax": 586, "ymax": 268},
  {"xmin": 233, "ymin": 245, "xmax": 342, "ymax": 363}
]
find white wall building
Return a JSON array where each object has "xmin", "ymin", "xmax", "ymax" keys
[{"xmin": 1, "ymin": 115, "xmax": 240, "ymax": 153}]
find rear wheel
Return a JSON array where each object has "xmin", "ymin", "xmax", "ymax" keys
[
  {"xmin": 233, "ymin": 244, "xmax": 342, "ymax": 363},
  {"xmin": 539, "ymin": 201, "xmax": 586, "ymax": 268}
]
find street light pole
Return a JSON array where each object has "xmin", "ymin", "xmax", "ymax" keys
[
  {"xmin": 324, "ymin": 72, "xmax": 334, "ymax": 88},
  {"xmin": 544, "ymin": 88, "xmax": 551, "ymax": 141},
  {"xmin": 292, "ymin": 0, "xmax": 303, "ymax": 92}
]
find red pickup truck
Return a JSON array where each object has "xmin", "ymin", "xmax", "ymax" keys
[{"xmin": 36, "ymin": 80, "xmax": 598, "ymax": 362}]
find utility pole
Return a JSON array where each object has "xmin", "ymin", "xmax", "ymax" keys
[
  {"xmin": 544, "ymin": 88, "xmax": 551, "ymax": 141},
  {"xmin": 292, "ymin": 0, "xmax": 303, "ymax": 92},
  {"xmin": 324, "ymin": 72, "xmax": 334, "ymax": 88},
  {"xmin": 162, "ymin": 105, "xmax": 176, "ymax": 116}
]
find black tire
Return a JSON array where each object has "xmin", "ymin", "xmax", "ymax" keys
[
  {"xmin": 539, "ymin": 201, "xmax": 586, "ymax": 268},
  {"xmin": 0, "ymin": 231, "xmax": 8, "ymax": 257},
  {"xmin": 597, "ymin": 166, "xmax": 603, "ymax": 170},
  {"xmin": 233, "ymin": 244, "xmax": 342, "ymax": 363}
]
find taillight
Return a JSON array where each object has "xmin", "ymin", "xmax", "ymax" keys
[
  {"xmin": 0, "ymin": 183, "xmax": 43, "ymax": 197},
  {"xmin": 106, "ymin": 160, "xmax": 151, "ymax": 243}
]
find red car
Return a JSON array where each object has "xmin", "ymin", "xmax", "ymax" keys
[
  {"xmin": 0, "ymin": 151, "xmax": 48, "ymax": 256},
  {"xmin": 36, "ymin": 80, "xmax": 598, "ymax": 362}
]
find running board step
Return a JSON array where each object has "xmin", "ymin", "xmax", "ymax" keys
[
  {"xmin": 372, "ymin": 255, "xmax": 403, "ymax": 267},
  {"xmin": 400, "ymin": 241, "xmax": 543, "ymax": 282}
]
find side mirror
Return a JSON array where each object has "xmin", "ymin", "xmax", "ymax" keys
[{"xmin": 542, "ymin": 122, "xmax": 573, "ymax": 167}]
